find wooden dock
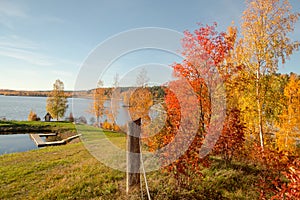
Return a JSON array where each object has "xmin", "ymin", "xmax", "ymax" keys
[
  {"xmin": 30, "ymin": 134, "xmax": 81, "ymax": 147},
  {"xmin": 38, "ymin": 133, "xmax": 57, "ymax": 137},
  {"xmin": 30, "ymin": 134, "xmax": 46, "ymax": 147}
]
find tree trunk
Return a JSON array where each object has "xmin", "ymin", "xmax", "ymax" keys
[{"xmin": 256, "ymin": 66, "xmax": 264, "ymax": 150}]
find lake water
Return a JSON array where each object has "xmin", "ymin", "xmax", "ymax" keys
[
  {"xmin": 0, "ymin": 95, "xmax": 131, "ymax": 155},
  {"xmin": 0, "ymin": 134, "xmax": 38, "ymax": 155},
  {"xmin": 0, "ymin": 95, "xmax": 130, "ymax": 124},
  {"xmin": 0, "ymin": 95, "xmax": 95, "ymax": 121}
]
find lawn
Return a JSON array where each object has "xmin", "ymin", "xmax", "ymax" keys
[
  {"xmin": 0, "ymin": 120, "xmax": 76, "ymax": 133},
  {"xmin": 0, "ymin": 121, "xmax": 262, "ymax": 199}
]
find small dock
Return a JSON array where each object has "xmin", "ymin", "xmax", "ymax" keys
[
  {"xmin": 38, "ymin": 133, "xmax": 57, "ymax": 137},
  {"xmin": 30, "ymin": 134, "xmax": 81, "ymax": 147},
  {"xmin": 30, "ymin": 134, "xmax": 46, "ymax": 147}
]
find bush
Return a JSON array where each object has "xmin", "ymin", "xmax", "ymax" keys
[
  {"xmin": 101, "ymin": 120, "xmax": 121, "ymax": 132},
  {"xmin": 89, "ymin": 117, "xmax": 96, "ymax": 125},
  {"xmin": 213, "ymin": 108, "xmax": 245, "ymax": 164},
  {"xmin": 112, "ymin": 123, "xmax": 120, "ymax": 132},
  {"xmin": 28, "ymin": 110, "xmax": 39, "ymax": 121},
  {"xmin": 69, "ymin": 112, "xmax": 74, "ymax": 122},
  {"xmin": 102, "ymin": 120, "xmax": 112, "ymax": 130},
  {"xmin": 76, "ymin": 116, "xmax": 87, "ymax": 124}
]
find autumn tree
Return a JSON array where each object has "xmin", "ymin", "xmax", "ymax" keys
[
  {"xmin": 129, "ymin": 87, "xmax": 153, "ymax": 125},
  {"xmin": 214, "ymin": 108, "xmax": 245, "ymax": 164},
  {"xmin": 108, "ymin": 73, "xmax": 120, "ymax": 125},
  {"xmin": 276, "ymin": 73, "xmax": 300, "ymax": 153},
  {"xmin": 90, "ymin": 80, "xmax": 106, "ymax": 127},
  {"xmin": 46, "ymin": 79, "xmax": 68, "ymax": 120},
  {"xmin": 145, "ymin": 23, "xmax": 234, "ymax": 185},
  {"xmin": 239, "ymin": 0, "xmax": 300, "ymax": 149}
]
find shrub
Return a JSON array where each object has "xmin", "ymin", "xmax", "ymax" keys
[
  {"xmin": 28, "ymin": 110, "xmax": 38, "ymax": 121},
  {"xmin": 102, "ymin": 120, "xmax": 112, "ymax": 130},
  {"xmin": 272, "ymin": 158, "xmax": 300, "ymax": 199},
  {"xmin": 69, "ymin": 112, "xmax": 74, "ymax": 122},
  {"xmin": 77, "ymin": 116, "xmax": 87, "ymax": 124},
  {"xmin": 112, "ymin": 123, "xmax": 120, "ymax": 132},
  {"xmin": 213, "ymin": 108, "xmax": 245, "ymax": 164}
]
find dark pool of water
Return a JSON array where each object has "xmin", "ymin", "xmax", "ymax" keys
[{"xmin": 0, "ymin": 134, "xmax": 38, "ymax": 155}]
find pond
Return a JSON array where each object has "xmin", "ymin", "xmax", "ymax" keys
[{"xmin": 0, "ymin": 134, "xmax": 38, "ymax": 155}]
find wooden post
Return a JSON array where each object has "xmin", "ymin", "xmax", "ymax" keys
[{"xmin": 126, "ymin": 118, "xmax": 141, "ymax": 193}]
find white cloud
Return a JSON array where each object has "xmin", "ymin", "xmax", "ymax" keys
[
  {"xmin": 0, "ymin": 34, "xmax": 80, "ymax": 68},
  {"xmin": 0, "ymin": 0, "xmax": 28, "ymax": 29},
  {"xmin": 0, "ymin": 35, "xmax": 38, "ymax": 50},
  {"xmin": 0, "ymin": 0, "xmax": 28, "ymax": 18},
  {"xmin": 0, "ymin": 35, "xmax": 54, "ymax": 66},
  {"xmin": 0, "ymin": 0, "xmax": 65, "ymax": 29},
  {"xmin": 0, "ymin": 47, "xmax": 55, "ymax": 66}
]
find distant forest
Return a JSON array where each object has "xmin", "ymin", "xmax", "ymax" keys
[
  {"xmin": 0, "ymin": 89, "xmax": 90, "ymax": 98},
  {"xmin": 0, "ymin": 86, "xmax": 165, "ymax": 99}
]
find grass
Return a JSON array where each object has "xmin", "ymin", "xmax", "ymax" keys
[
  {"xmin": 0, "ymin": 120, "xmax": 76, "ymax": 133},
  {"xmin": 0, "ymin": 121, "xmax": 264, "ymax": 199},
  {"xmin": 0, "ymin": 143, "xmax": 127, "ymax": 200}
]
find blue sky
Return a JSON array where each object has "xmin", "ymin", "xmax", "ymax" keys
[{"xmin": 0, "ymin": 0, "xmax": 299, "ymax": 90}]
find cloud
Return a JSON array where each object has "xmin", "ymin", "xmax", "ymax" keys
[
  {"xmin": 0, "ymin": 0, "xmax": 28, "ymax": 18},
  {"xmin": 0, "ymin": 0, "xmax": 28, "ymax": 29},
  {"xmin": 0, "ymin": 0, "xmax": 65, "ymax": 29},
  {"xmin": 0, "ymin": 35, "xmax": 52, "ymax": 66},
  {"xmin": 0, "ymin": 47, "xmax": 55, "ymax": 66},
  {"xmin": 0, "ymin": 35, "xmax": 38, "ymax": 50},
  {"xmin": 0, "ymin": 35, "xmax": 80, "ymax": 67}
]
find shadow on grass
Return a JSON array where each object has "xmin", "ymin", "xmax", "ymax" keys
[{"xmin": 0, "ymin": 120, "xmax": 68, "ymax": 134}]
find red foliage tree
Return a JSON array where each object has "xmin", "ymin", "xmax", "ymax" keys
[
  {"xmin": 213, "ymin": 108, "xmax": 245, "ymax": 163},
  {"xmin": 146, "ymin": 23, "xmax": 235, "ymax": 185}
]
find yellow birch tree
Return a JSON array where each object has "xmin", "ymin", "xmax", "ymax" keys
[
  {"xmin": 240, "ymin": 0, "xmax": 300, "ymax": 149},
  {"xmin": 46, "ymin": 79, "xmax": 68, "ymax": 120}
]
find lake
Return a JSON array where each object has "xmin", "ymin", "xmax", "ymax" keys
[
  {"xmin": 0, "ymin": 95, "xmax": 94, "ymax": 122},
  {"xmin": 0, "ymin": 134, "xmax": 38, "ymax": 155},
  {"xmin": 0, "ymin": 95, "xmax": 131, "ymax": 155},
  {"xmin": 0, "ymin": 95, "xmax": 130, "ymax": 123}
]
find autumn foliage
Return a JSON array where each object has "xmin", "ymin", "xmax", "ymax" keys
[
  {"xmin": 143, "ymin": 2, "xmax": 300, "ymax": 197},
  {"xmin": 213, "ymin": 108, "xmax": 245, "ymax": 163},
  {"xmin": 28, "ymin": 110, "xmax": 40, "ymax": 121},
  {"xmin": 143, "ymin": 23, "xmax": 236, "ymax": 185},
  {"xmin": 135, "ymin": 0, "xmax": 300, "ymax": 197}
]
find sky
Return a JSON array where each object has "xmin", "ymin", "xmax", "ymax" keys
[{"xmin": 0, "ymin": 0, "xmax": 299, "ymax": 90}]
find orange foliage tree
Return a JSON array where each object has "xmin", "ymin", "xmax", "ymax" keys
[
  {"xmin": 276, "ymin": 73, "xmax": 300, "ymax": 154},
  {"xmin": 146, "ymin": 23, "xmax": 235, "ymax": 185}
]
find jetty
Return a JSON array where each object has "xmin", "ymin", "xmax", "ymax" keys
[{"xmin": 30, "ymin": 133, "xmax": 81, "ymax": 147}]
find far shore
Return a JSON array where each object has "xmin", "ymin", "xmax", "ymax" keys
[{"xmin": 0, "ymin": 89, "xmax": 91, "ymax": 98}]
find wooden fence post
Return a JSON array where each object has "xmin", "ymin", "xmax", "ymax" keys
[{"xmin": 126, "ymin": 118, "xmax": 141, "ymax": 193}]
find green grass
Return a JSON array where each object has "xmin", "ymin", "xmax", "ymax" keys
[
  {"xmin": 0, "ymin": 120, "xmax": 76, "ymax": 133},
  {"xmin": 0, "ymin": 143, "xmax": 127, "ymax": 200},
  {"xmin": 0, "ymin": 121, "xmax": 264, "ymax": 199}
]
